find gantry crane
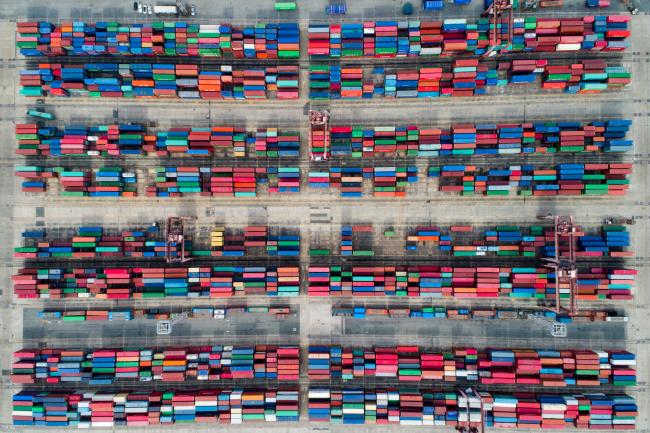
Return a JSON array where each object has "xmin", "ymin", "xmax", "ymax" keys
[
  {"xmin": 456, "ymin": 388, "xmax": 485, "ymax": 433},
  {"xmin": 540, "ymin": 215, "xmax": 579, "ymax": 316},
  {"xmin": 482, "ymin": 0, "xmax": 514, "ymax": 57},
  {"xmin": 165, "ymin": 216, "xmax": 195, "ymax": 263},
  {"xmin": 309, "ymin": 110, "xmax": 331, "ymax": 161}
]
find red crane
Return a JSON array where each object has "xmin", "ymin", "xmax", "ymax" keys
[
  {"xmin": 541, "ymin": 215, "xmax": 579, "ymax": 316},
  {"xmin": 309, "ymin": 110, "xmax": 330, "ymax": 161},
  {"xmin": 482, "ymin": 0, "xmax": 514, "ymax": 57},
  {"xmin": 165, "ymin": 217, "xmax": 194, "ymax": 263}
]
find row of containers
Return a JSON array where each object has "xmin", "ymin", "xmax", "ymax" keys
[
  {"xmin": 11, "ymin": 388, "xmax": 636, "ymax": 428},
  {"xmin": 306, "ymin": 389, "xmax": 637, "ymax": 428},
  {"xmin": 18, "ymin": 59, "xmax": 631, "ymax": 100},
  {"xmin": 308, "ymin": 60, "xmax": 631, "ymax": 99},
  {"xmin": 36, "ymin": 306, "xmax": 293, "ymax": 322},
  {"xmin": 11, "ymin": 265, "xmax": 635, "ymax": 300},
  {"xmin": 17, "ymin": 22, "xmax": 300, "ymax": 58},
  {"xmin": 307, "ymin": 16, "xmax": 631, "ymax": 57},
  {"xmin": 307, "ymin": 346, "xmax": 636, "ymax": 386},
  {"xmin": 14, "ymin": 163, "xmax": 633, "ymax": 197},
  {"xmin": 317, "ymin": 223, "xmax": 632, "ymax": 257},
  {"xmin": 331, "ymin": 306, "xmax": 625, "ymax": 323},
  {"xmin": 16, "ymin": 124, "xmax": 301, "ymax": 157},
  {"xmin": 306, "ymin": 266, "xmax": 635, "ymax": 299},
  {"xmin": 11, "ymin": 346, "xmax": 300, "ymax": 384},
  {"xmin": 12, "ymin": 389, "xmax": 300, "ymax": 427},
  {"xmin": 20, "ymin": 64, "xmax": 300, "ymax": 99},
  {"xmin": 310, "ymin": 119, "xmax": 633, "ymax": 160},
  {"xmin": 330, "ymin": 224, "xmax": 631, "ymax": 257},
  {"xmin": 11, "ymin": 345, "xmax": 635, "ymax": 386},
  {"xmin": 16, "ymin": 225, "xmax": 301, "ymax": 258},
  {"xmin": 14, "ymin": 118, "xmax": 633, "ymax": 158},
  {"xmin": 17, "ymin": 16, "xmax": 630, "ymax": 58},
  {"xmin": 15, "ymin": 166, "xmax": 301, "ymax": 197},
  {"xmin": 32, "ymin": 305, "xmax": 622, "ymax": 324}
]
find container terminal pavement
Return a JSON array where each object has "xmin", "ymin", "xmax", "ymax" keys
[{"xmin": 1, "ymin": 0, "xmax": 650, "ymax": 432}]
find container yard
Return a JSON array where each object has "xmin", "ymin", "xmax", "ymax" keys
[{"xmin": 1, "ymin": 0, "xmax": 650, "ymax": 432}]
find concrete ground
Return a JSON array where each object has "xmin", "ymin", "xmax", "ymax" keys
[{"xmin": 1, "ymin": 1, "xmax": 650, "ymax": 432}]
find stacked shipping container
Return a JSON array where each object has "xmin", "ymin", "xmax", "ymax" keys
[
  {"xmin": 37, "ymin": 306, "xmax": 292, "ymax": 322},
  {"xmin": 429, "ymin": 163, "xmax": 631, "ymax": 196},
  {"xmin": 309, "ymin": 60, "xmax": 630, "ymax": 99},
  {"xmin": 12, "ymin": 266, "xmax": 301, "ymax": 299},
  {"xmin": 20, "ymin": 64, "xmax": 299, "ymax": 99},
  {"xmin": 307, "ymin": 346, "xmax": 636, "ymax": 386},
  {"xmin": 13, "ymin": 389, "xmax": 300, "ymax": 426},
  {"xmin": 17, "ymin": 21, "xmax": 300, "ymax": 58},
  {"xmin": 12, "ymin": 346, "xmax": 300, "ymax": 384},
  {"xmin": 15, "ymin": 225, "xmax": 300, "ymax": 258},
  {"xmin": 16, "ymin": 123, "xmax": 300, "ymax": 157},
  {"xmin": 307, "ymin": 388, "xmax": 636, "ymax": 428},
  {"xmin": 332, "ymin": 306, "xmax": 624, "ymax": 323},
  {"xmin": 307, "ymin": 16, "xmax": 630, "ymax": 57},
  {"xmin": 307, "ymin": 265, "xmax": 635, "ymax": 299},
  {"xmin": 319, "ymin": 120, "xmax": 632, "ymax": 158}
]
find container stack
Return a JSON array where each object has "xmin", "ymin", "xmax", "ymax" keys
[
  {"xmin": 323, "ymin": 120, "xmax": 632, "ymax": 158},
  {"xmin": 332, "ymin": 306, "xmax": 622, "ymax": 323},
  {"xmin": 146, "ymin": 167, "xmax": 273, "ymax": 198},
  {"xmin": 307, "ymin": 388, "xmax": 637, "ymax": 427},
  {"xmin": 12, "ymin": 266, "xmax": 302, "ymax": 299},
  {"xmin": 20, "ymin": 64, "xmax": 299, "ymax": 100},
  {"xmin": 340, "ymin": 226, "xmax": 374, "ymax": 257},
  {"xmin": 16, "ymin": 21, "xmax": 300, "ymax": 58},
  {"xmin": 303, "ymin": 346, "xmax": 635, "ymax": 386},
  {"xmin": 12, "ymin": 345, "xmax": 301, "ymax": 384},
  {"xmin": 267, "ymin": 167, "xmax": 301, "ymax": 193},
  {"xmin": 306, "ymin": 265, "xmax": 635, "ymax": 299},
  {"xmin": 12, "ymin": 389, "xmax": 300, "ymax": 426},
  {"xmin": 304, "ymin": 16, "xmax": 630, "ymax": 58},
  {"xmin": 308, "ymin": 60, "xmax": 630, "ymax": 100},
  {"xmin": 429, "ymin": 163, "xmax": 632, "ymax": 196},
  {"xmin": 372, "ymin": 166, "xmax": 418, "ymax": 197},
  {"xmin": 252, "ymin": 128, "xmax": 300, "ymax": 157},
  {"xmin": 17, "ymin": 167, "xmax": 138, "ymax": 197},
  {"xmin": 15, "ymin": 119, "xmax": 634, "ymax": 158},
  {"xmin": 37, "ymin": 306, "xmax": 292, "ymax": 323},
  {"xmin": 15, "ymin": 224, "xmax": 302, "ymax": 259},
  {"xmin": 541, "ymin": 60, "xmax": 632, "ymax": 92}
]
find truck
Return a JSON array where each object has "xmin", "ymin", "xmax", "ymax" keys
[
  {"xmin": 26, "ymin": 109, "xmax": 54, "ymax": 120},
  {"xmin": 275, "ymin": 1, "xmax": 297, "ymax": 10},
  {"xmin": 153, "ymin": 4, "xmax": 178, "ymax": 15}
]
